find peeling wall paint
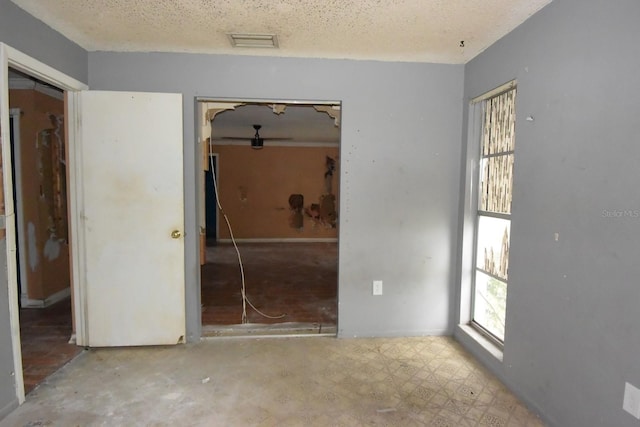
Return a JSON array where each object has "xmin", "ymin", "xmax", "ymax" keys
[
  {"xmin": 9, "ymin": 89, "xmax": 70, "ymax": 301},
  {"xmin": 319, "ymin": 194, "xmax": 337, "ymax": 228},
  {"xmin": 43, "ymin": 234, "xmax": 61, "ymax": 261},
  {"xmin": 324, "ymin": 156, "xmax": 336, "ymax": 194},
  {"xmin": 301, "ymin": 156, "xmax": 338, "ymax": 229},
  {"xmin": 288, "ymin": 193, "xmax": 304, "ymax": 229},
  {"xmin": 27, "ymin": 222, "xmax": 39, "ymax": 272},
  {"xmin": 37, "ymin": 115, "xmax": 68, "ymax": 241}
]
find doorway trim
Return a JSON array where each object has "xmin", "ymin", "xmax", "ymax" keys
[
  {"xmin": 0, "ymin": 43, "xmax": 88, "ymax": 404},
  {"xmin": 8, "ymin": 108, "xmax": 28, "ymax": 305},
  {"xmin": 196, "ymin": 97, "xmax": 341, "ymax": 333}
]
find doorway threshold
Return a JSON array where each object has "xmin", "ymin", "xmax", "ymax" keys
[{"xmin": 202, "ymin": 322, "xmax": 336, "ymax": 338}]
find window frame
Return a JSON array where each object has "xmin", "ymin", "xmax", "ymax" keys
[{"xmin": 469, "ymin": 80, "xmax": 517, "ymax": 345}]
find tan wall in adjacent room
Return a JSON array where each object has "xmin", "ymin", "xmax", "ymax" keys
[
  {"xmin": 9, "ymin": 89, "xmax": 70, "ymax": 301},
  {"xmin": 211, "ymin": 144, "xmax": 339, "ymax": 239}
]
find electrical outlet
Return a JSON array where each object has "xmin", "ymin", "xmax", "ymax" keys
[
  {"xmin": 623, "ymin": 382, "xmax": 640, "ymax": 419},
  {"xmin": 373, "ymin": 280, "xmax": 383, "ymax": 295}
]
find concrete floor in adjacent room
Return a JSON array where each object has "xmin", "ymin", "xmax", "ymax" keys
[
  {"xmin": 19, "ymin": 298, "xmax": 81, "ymax": 394},
  {"xmin": 2, "ymin": 336, "xmax": 544, "ymax": 426},
  {"xmin": 201, "ymin": 242, "xmax": 338, "ymax": 335}
]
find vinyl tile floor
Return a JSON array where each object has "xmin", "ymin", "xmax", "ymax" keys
[{"xmin": 1, "ymin": 336, "xmax": 545, "ymax": 426}]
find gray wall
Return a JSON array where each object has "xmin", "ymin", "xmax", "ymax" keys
[
  {"xmin": 0, "ymin": 245, "xmax": 16, "ymax": 419},
  {"xmin": 88, "ymin": 53, "xmax": 464, "ymax": 340},
  {"xmin": 0, "ymin": 0, "xmax": 87, "ymax": 420},
  {"xmin": 457, "ymin": 1, "xmax": 640, "ymax": 426},
  {"xmin": 0, "ymin": 0, "xmax": 88, "ymax": 83}
]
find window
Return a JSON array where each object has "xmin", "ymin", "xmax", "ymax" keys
[{"xmin": 472, "ymin": 86, "xmax": 516, "ymax": 342}]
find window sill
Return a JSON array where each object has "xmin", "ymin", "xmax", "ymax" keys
[{"xmin": 456, "ymin": 324, "xmax": 504, "ymax": 364}]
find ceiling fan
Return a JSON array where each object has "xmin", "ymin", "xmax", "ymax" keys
[
  {"xmin": 250, "ymin": 124, "xmax": 264, "ymax": 149},
  {"xmin": 215, "ymin": 124, "xmax": 292, "ymax": 149}
]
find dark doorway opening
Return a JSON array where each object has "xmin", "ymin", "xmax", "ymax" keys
[
  {"xmin": 204, "ymin": 155, "xmax": 217, "ymax": 246},
  {"xmin": 8, "ymin": 68, "xmax": 80, "ymax": 394}
]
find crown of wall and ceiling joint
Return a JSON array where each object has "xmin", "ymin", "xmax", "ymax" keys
[{"xmin": 228, "ymin": 33, "xmax": 279, "ymax": 49}]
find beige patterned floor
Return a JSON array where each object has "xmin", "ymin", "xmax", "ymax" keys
[{"xmin": 1, "ymin": 336, "xmax": 545, "ymax": 426}]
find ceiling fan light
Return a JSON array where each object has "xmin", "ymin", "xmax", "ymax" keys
[
  {"xmin": 251, "ymin": 137, "xmax": 264, "ymax": 149},
  {"xmin": 251, "ymin": 123, "xmax": 264, "ymax": 149}
]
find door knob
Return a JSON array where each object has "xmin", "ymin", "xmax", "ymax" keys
[{"xmin": 171, "ymin": 230, "xmax": 182, "ymax": 239}]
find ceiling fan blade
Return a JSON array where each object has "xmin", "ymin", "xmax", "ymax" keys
[
  {"xmin": 215, "ymin": 136, "xmax": 293, "ymax": 140},
  {"xmin": 213, "ymin": 123, "xmax": 293, "ymax": 142}
]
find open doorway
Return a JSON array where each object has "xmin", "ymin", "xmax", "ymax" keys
[
  {"xmin": 198, "ymin": 100, "xmax": 340, "ymax": 336},
  {"xmin": 7, "ymin": 68, "xmax": 80, "ymax": 394},
  {"xmin": 204, "ymin": 153, "xmax": 218, "ymax": 246}
]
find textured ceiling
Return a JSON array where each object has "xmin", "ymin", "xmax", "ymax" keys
[{"xmin": 11, "ymin": 0, "xmax": 551, "ymax": 64}]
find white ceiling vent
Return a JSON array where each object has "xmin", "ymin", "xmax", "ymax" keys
[{"xmin": 228, "ymin": 33, "xmax": 279, "ymax": 48}]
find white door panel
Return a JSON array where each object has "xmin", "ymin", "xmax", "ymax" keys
[{"xmin": 79, "ymin": 91, "xmax": 185, "ymax": 347}]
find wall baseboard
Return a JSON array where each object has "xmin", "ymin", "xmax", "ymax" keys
[
  {"xmin": 0, "ymin": 398, "xmax": 19, "ymax": 422},
  {"xmin": 337, "ymin": 328, "xmax": 450, "ymax": 338},
  {"xmin": 217, "ymin": 238, "xmax": 338, "ymax": 243},
  {"xmin": 21, "ymin": 287, "xmax": 70, "ymax": 308}
]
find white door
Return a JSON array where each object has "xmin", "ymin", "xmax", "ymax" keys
[{"xmin": 79, "ymin": 91, "xmax": 185, "ymax": 347}]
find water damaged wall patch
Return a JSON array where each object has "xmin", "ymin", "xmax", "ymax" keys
[
  {"xmin": 291, "ymin": 156, "xmax": 338, "ymax": 230},
  {"xmin": 37, "ymin": 114, "xmax": 68, "ymax": 247},
  {"xmin": 288, "ymin": 194, "xmax": 304, "ymax": 229}
]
